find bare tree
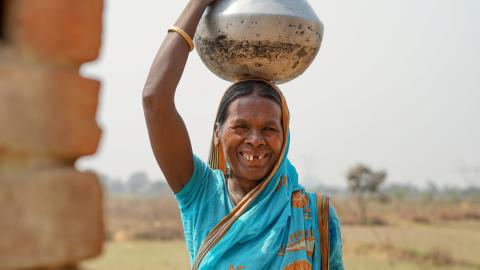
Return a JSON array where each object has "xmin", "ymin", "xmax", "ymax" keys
[{"xmin": 347, "ymin": 164, "xmax": 387, "ymax": 224}]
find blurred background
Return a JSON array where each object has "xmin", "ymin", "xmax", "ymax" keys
[
  {"xmin": 78, "ymin": 0, "xmax": 480, "ymax": 269},
  {"xmin": 79, "ymin": 0, "xmax": 480, "ymax": 190},
  {"xmin": 2, "ymin": 0, "xmax": 477, "ymax": 269}
]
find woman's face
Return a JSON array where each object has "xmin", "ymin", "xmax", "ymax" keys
[{"xmin": 216, "ymin": 94, "xmax": 284, "ymax": 183}]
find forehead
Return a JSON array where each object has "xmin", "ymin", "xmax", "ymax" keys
[{"xmin": 226, "ymin": 95, "xmax": 282, "ymax": 124}]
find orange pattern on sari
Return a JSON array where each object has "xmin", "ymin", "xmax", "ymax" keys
[
  {"xmin": 292, "ymin": 190, "xmax": 309, "ymax": 208},
  {"xmin": 284, "ymin": 229, "xmax": 315, "ymax": 257},
  {"xmin": 283, "ymin": 260, "xmax": 312, "ymax": 270}
]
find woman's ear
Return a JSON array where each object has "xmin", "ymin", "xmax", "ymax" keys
[{"xmin": 214, "ymin": 123, "xmax": 221, "ymax": 146}]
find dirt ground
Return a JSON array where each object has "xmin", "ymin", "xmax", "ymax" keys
[{"xmin": 83, "ymin": 196, "xmax": 480, "ymax": 270}]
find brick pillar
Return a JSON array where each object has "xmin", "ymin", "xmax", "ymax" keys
[{"xmin": 0, "ymin": 0, "xmax": 104, "ymax": 269}]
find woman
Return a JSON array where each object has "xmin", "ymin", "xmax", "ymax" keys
[{"xmin": 142, "ymin": 1, "xmax": 345, "ymax": 269}]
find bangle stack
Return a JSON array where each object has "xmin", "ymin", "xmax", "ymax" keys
[{"xmin": 168, "ymin": 26, "xmax": 195, "ymax": 52}]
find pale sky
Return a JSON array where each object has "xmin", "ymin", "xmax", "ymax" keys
[{"xmin": 78, "ymin": 0, "xmax": 480, "ymax": 188}]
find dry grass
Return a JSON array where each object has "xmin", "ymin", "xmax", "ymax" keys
[
  {"xmin": 333, "ymin": 197, "xmax": 480, "ymax": 226},
  {"xmin": 82, "ymin": 241, "xmax": 190, "ymax": 270},
  {"xmin": 342, "ymin": 223, "xmax": 480, "ymax": 269},
  {"xmin": 90, "ymin": 196, "xmax": 480, "ymax": 269},
  {"xmin": 104, "ymin": 196, "xmax": 480, "ymax": 241},
  {"xmin": 84, "ymin": 223, "xmax": 480, "ymax": 270},
  {"xmin": 105, "ymin": 195, "xmax": 183, "ymax": 241}
]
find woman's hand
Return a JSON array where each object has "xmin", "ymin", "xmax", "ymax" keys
[{"xmin": 172, "ymin": 0, "xmax": 216, "ymax": 38}]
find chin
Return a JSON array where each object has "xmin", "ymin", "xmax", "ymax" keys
[
  {"xmin": 231, "ymin": 158, "xmax": 277, "ymax": 182},
  {"xmin": 243, "ymin": 169, "xmax": 271, "ymax": 182}
]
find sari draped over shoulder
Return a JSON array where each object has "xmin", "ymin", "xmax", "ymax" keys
[{"xmin": 187, "ymin": 80, "xmax": 344, "ymax": 270}]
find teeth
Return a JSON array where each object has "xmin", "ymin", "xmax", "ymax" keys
[{"xmin": 242, "ymin": 153, "xmax": 266, "ymax": 161}]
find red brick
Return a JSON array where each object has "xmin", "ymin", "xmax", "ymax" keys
[
  {"xmin": 0, "ymin": 64, "xmax": 101, "ymax": 162},
  {"xmin": 7, "ymin": 0, "xmax": 103, "ymax": 65},
  {"xmin": 0, "ymin": 168, "xmax": 104, "ymax": 270}
]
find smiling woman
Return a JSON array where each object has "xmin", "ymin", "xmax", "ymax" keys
[
  {"xmin": 142, "ymin": 1, "xmax": 344, "ymax": 269},
  {"xmin": 214, "ymin": 81, "xmax": 284, "ymax": 200}
]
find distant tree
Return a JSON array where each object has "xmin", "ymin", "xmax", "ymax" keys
[
  {"xmin": 346, "ymin": 164, "xmax": 387, "ymax": 224},
  {"xmin": 383, "ymin": 183, "xmax": 420, "ymax": 200},
  {"xmin": 425, "ymin": 180, "xmax": 439, "ymax": 201},
  {"xmin": 127, "ymin": 172, "xmax": 150, "ymax": 194},
  {"xmin": 146, "ymin": 181, "xmax": 169, "ymax": 197},
  {"xmin": 458, "ymin": 165, "xmax": 480, "ymax": 188},
  {"xmin": 109, "ymin": 179, "xmax": 127, "ymax": 194},
  {"xmin": 97, "ymin": 173, "xmax": 111, "ymax": 189}
]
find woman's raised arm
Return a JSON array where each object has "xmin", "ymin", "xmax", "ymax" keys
[{"xmin": 142, "ymin": 0, "xmax": 215, "ymax": 193}]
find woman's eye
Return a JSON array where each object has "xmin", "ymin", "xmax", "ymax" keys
[
  {"xmin": 263, "ymin": 127, "xmax": 277, "ymax": 132},
  {"xmin": 234, "ymin": 125, "xmax": 248, "ymax": 130}
]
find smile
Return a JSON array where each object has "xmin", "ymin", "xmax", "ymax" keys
[{"xmin": 240, "ymin": 152, "xmax": 268, "ymax": 161}]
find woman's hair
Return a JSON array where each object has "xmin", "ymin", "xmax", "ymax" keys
[{"xmin": 216, "ymin": 80, "xmax": 282, "ymax": 126}]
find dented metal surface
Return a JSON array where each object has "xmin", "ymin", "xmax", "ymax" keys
[{"xmin": 195, "ymin": 0, "xmax": 323, "ymax": 84}]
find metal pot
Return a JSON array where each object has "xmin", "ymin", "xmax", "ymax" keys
[{"xmin": 195, "ymin": 0, "xmax": 323, "ymax": 84}]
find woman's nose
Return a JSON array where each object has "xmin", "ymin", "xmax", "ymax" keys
[{"xmin": 245, "ymin": 130, "xmax": 265, "ymax": 147}]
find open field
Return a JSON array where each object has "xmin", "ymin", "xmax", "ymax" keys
[{"xmin": 82, "ymin": 196, "xmax": 480, "ymax": 270}]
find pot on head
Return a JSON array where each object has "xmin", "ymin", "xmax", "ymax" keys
[{"xmin": 195, "ymin": 0, "xmax": 323, "ymax": 84}]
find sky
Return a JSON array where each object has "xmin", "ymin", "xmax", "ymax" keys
[{"xmin": 78, "ymin": 0, "xmax": 480, "ymax": 188}]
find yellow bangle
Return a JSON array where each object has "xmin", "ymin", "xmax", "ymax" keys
[{"xmin": 168, "ymin": 26, "xmax": 194, "ymax": 51}]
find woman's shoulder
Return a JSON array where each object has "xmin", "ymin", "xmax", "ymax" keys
[{"xmin": 175, "ymin": 154, "xmax": 226, "ymax": 207}]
